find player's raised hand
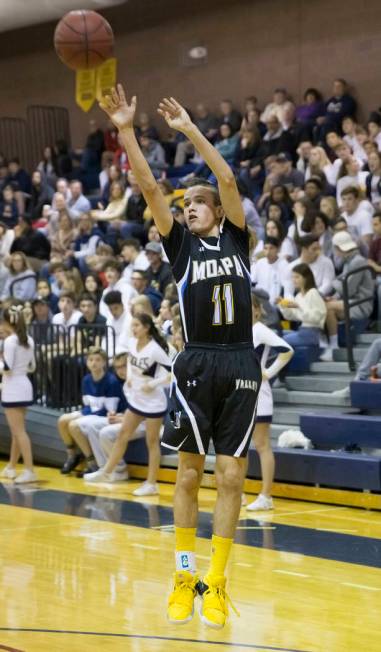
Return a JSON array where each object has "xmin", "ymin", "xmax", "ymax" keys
[
  {"xmin": 99, "ymin": 84, "xmax": 137, "ymax": 131},
  {"xmin": 158, "ymin": 97, "xmax": 192, "ymax": 132}
]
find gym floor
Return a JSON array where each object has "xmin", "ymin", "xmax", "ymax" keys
[{"xmin": 0, "ymin": 466, "xmax": 380, "ymax": 652}]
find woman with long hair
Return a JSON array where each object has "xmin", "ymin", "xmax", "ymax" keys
[
  {"xmin": 84, "ymin": 312, "xmax": 173, "ymax": 495},
  {"xmin": 0, "ymin": 251, "xmax": 36, "ymax": 301},
  {"xmin": 277, "ymin": 263, "xmax": 327, "ymax": 349},
  {"xmin": 0, "ymin": 305, "xmax": 37, "ymax": 483},
  {"xmin": 305, "ymin": 146, "xmax": 335, "ymax": 186},
  {"xmin": 244, "ymin": 294, "xmax": 293, "ymax": 511}
]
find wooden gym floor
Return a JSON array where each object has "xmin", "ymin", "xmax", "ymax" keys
[{"xmin": 0, "ymin": 465, "xmax": 380, "ymax": 652}]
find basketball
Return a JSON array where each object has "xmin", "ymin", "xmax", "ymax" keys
[{"xmin": 54, "ymin": 10, "xmax": 114, "ymax": 71}]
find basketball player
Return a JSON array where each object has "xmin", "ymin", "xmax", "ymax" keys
[{"xmin": 99, "ymin": 86, "xmax": 261, "ymax": 629}]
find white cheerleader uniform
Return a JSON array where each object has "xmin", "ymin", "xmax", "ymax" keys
[
  {"xmin": 125, "ymin": 337, "xmax": 172, "ymax": 418},
  {"xmin": 1, "ymin": 334, "xmax": 35, "ymax": 407},
  {"xmin": 253, "ymin": 322, "xmax": 293, "ymax": 423}
]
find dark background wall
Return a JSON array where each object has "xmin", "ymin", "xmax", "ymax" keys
[{"xmin": 0, "ymin": 0, "xmax": 380, "ymax": 147}]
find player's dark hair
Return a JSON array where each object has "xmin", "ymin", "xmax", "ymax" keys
[
  {"xmin": 183, "ymin": 178, "xmax": 222, "ymax": 206},
  {"xmin": 292, "ymin": 263, "xmax": 316, "ymax": 292},
  {"xmin": 103, "ymin": 290, "xmax": 123, "ymax": 306},
  {"xmin": 135, "ymin": 313, "xmax": 169, "ymax": 353},
  {"xmin": 3, "ymin": 305, "xmax": 29, "ymax": 347}
]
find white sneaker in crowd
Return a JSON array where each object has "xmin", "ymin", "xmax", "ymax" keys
[
  {"xmin": 14, "ymin": 470, "xmax": 38, "ymax": 484},
  {"xmin": 319, "ymin": 348, "xmax": 333, "ymax": 362},
  {"xmin": 331, "ymin": 386, "xmax": 350, "ymax": 398},
  {"xmin": 246, "ymin": 493, "xmax": 274, "ymax": 511},
  {"xmin": 132, "ymin": 482, "xmax": 159, "ymax": 496},
  {"xmin": 0, "ymin": 465, "xmax": 17, "ymax": 480},
  {"xmin": 83, "ymin": 468, "xmax": 113, "ymax": 483}
]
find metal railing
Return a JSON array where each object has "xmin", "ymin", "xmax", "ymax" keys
[
  {"xmin": 30, "ymin": 323, "xmax": 115, "ymax": 411},
  {"xmin": 341, "ymin": 265, "xmax": 376, "ymax": 372}
]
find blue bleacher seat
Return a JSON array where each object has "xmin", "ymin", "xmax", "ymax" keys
[
  {"xmin": 338, "ymin": 319, "xmax": 369, "ymax": 347},
  {"xmin": 300, "ymin": 412, "xmax": 381, "ymax": 448},
  {"xmin": 285, "ymin": 345, "xmax": 320, "ymax": 375},
  {"xmin": 350, "ymin": 381, "xmax": 381, "ymax": 411}
]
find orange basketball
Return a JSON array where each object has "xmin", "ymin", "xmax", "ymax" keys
[{"xmin": 54, "ymin": 10, "xmax": 114, "ymax": 71}]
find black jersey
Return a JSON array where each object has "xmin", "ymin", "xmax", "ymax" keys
[{"xmin": 163, "ymin": 219, "xmax": 252, "ymax": 345}]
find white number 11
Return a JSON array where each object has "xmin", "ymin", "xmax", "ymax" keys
[{"xmin": 212, "ymin": 283, "xmax": 234, "ymax": 325}]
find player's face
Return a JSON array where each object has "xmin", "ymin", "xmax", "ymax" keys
[{"xmin": 183, "ymin": 186, "xmax": 221, "ymax": 236}]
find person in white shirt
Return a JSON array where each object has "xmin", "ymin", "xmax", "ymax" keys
[
  {"xmin": 278, "ymin": 263, "xmax": 327, "ymax": 349},
  {"xmin": 260, "ymin": 88, "xmax": 295, "ymax": 130},
  {"xmin": 103, "ymin": 290, "xmax": 132, "ymax": 354},
  {"xmin": 336, "ymin": 156, "xmax": 369, "ymax": 205},
  {"xmin": 288, "ymin": 235, "xmax": 335, "ymax": 296},
  {"xmin": 341, "ymin": 186, "xmax": 373, "ymax": 251},
  {"xmin": 85, "ymin": 313, "xmax": 173, "ymax": 495},
  {"xmin": 251, "ymin": 237, "xmax": 293, "ymax": 303},
  {"xmin": 245, "ymin": 293, "xmax": 294, "ymax": 512},
  {"xmin": 99, "ymin": 260, "xmax": 137, "ymax": 319},
  {"xmin": 330, "ymin": 142, "xmax": 364, "ymax": 187},
  {"xmin": 52, "ymin": 292, "xmax": 82, "ymax": 330},
  {"xmin": 367, "ymin": 112, "xmax": 381, "ymax": 153},
  {"xmin": 66, "ymin": 180, "xmax": 91, "ymax": 221},
  {"xmin": 342, "ymin": 117, "xmax": 367, "ymax": 163},
  {"xmin": 120, "ymin": 238, "xmax": 149, "ymax": 284}
]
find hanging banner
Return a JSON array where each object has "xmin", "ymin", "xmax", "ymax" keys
[
  {"xmin": 96, "ymin": 57, "xmax": 117, "ymax": 101},
  {"xmin": 75, "ymin": 69, "xmax": 96, "ymax": 113}
]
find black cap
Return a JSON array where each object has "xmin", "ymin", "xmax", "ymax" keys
[{"xmin": 32, "ymin": 296, "xmax": 49, "ymax": 306}]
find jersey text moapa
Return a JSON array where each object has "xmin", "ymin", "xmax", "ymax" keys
[{"xmin": 191, "ymin": 256, "xmax": 244, "ymax": 284}]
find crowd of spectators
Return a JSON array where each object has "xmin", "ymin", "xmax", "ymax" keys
[{"xmin": 0, "ymin": 76, "xmax": 380, "ymax": 378}]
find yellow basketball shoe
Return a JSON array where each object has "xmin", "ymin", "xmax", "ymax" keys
[
  {"xmin": 198, "ymin": 575, "xmax": 239, "ymax": 629},
  {"xmin": 167, "ymin": 571, "xmax": 199, "ymax": 624}
]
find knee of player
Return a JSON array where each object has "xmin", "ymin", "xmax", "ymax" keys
[
  {"xmin": 254, "ymin": 438, "xmax": 270, "ymax": 453},
  {"xmin": 179, "ymin": 467, "xmax": 201, "ymax": 493},
  {"xmin": 217, "ymin": 466, "xmax": 243, "ymax": 493}
]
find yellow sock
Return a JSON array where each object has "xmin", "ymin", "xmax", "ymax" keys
[
  {"xmin": 206, "ymin": 534, "xmax": 233, "ymax": 579},
  {"xmin": 175, "ymin": 527, "xmax": 197, "ymax": 574}
]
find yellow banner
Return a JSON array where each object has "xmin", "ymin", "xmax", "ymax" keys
[
  {"xmin": 75, "ymin": 69, "xmax": 96, "ymax": 113},
  {"xmin": 96, "ymin": 57, "xmax": 117, "ymax": 101}
]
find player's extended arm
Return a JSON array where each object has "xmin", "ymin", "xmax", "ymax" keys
[
  {"xmin": 158, "ymin": 97, "xmax": 245, "ymax": 229},
  {"xmin": 99, "ymin": 85, "xmax": 173, "ymax": 236}
]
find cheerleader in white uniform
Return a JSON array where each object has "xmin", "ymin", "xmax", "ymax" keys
[
  {"xmin": 0, "ymin": 305, "xmax": 37, "ymax": 484},
  {"xmin": 85, "ymin": 312, "xmax": 172, "ymax": 495},
  {"xmin": 246, "ymin": 294, "xmax": 294, "ymax": 511}
]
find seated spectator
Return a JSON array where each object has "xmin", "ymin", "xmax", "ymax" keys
[
  {"xmin": 68, "ymin": 213, "xmax": 104, "ymax": 275},
  {"xmin": 236, "ymin": 127, "xmax": 262, "ymax": 171},
  {"xmin": 99, "ymin": 164, "xmax": 123, "ymax": 204},
  {"xmin": 49, "ymin": 212, "xmax": 77, "ymax": 261},
  {"xmin": 120, "ymin": 238, "xmax": 149, "ymax": 284},
  {"xmin": 145, "ymin": 242, "xmax": 173, "ymax": 295},
  {"xmin": 258, "ymin": 115, "xmax": 295, "ymax": 160},
  {"xmin": 130, "ymin": 269, "xmax": 162, "ymax": 314},
  {"xmin": 366, "ymin": 150, "xmax": 381, "ymax": 208},
  {"xmin": 265, "ymin": 219, "xmax": 296, "ymax": 261},
  {"xmin": 83, "ymin": 272, "xmax": 103, "ymax": 304},
  {"xmin": 294, "ymin": 88, "xmax": 325, "ymax": 141},
  {"xmin": 0, "ymin": 221, "xmax": 15, "ymax": 263},
  {"xmin": 321, "ymin": 231, "xmax": 375, "ymax": 361},
  {"xmin": 286, "ymin": 198, "xmax": 309, "ymax": 241},
  {"xmin": 194, "ymin": 102, "xmax": 219, "ymax": 141},
  {"xmin": 36, "ymin": 278, "xmax": 59, "ymax": 314},
  {"xmin": 251, "ymin": 237, "xmax": 292, "ymax": 303},
  {"xmin": 142, "ymin": 179, "xmax": 177, "ymax": 223},
  {"xmin": 218, "ymin": 99, "xmax": 242, "ymax": 133},
  {"xmin": 236, "ymin": 179, "xmax": 264, "ymax": 240},
  {"xmin": 0, "ymin": 252, "xmax": 36, "ymax": 302},
  {"xmin": 67, "ymin": 181, "xmax": 91, "ymax": 221},
  {"xmin": 52, "ymin": 291, "xmax": 82, "ymax": 330},
  {"xmin": 315, "ymin": 78, "xmax": 356, "ymax": 139},
  {"xmin": 302, "ymin": 211, "xmax": 333, "ymax": 258},
  {"xmin": 139, "ymin": 135, "xmax": 167, "ymax": 179},
  {"xmin": 85, "ymin": 242, "xmax": 114, "ymax": 275},
  {"xmin": 49, "ymin": 193, "xmax": 70, "ymax": 236},
  {"xmin": 241, "ymin": 107, "xmax": 264, "ymax": 135},
  {"xmin": 6, "ymin": 158, "xmax": 31, "ymax": 194},
  {"xmin": 71, "ymin": 352, "xmax": 129, "ymax": 481},
  {"xmin": 259, "ymin": 183, "xmax": 294, "ymax": 226},
  {"xmin": 341, "ymin": 186, "xmax": 373, "ymax": 252},
  {"xmin": 303, "ymin": 177, "xmax": 324, "ymax": 211},
  {"xmin": 320, "ymin": 195, "xmax": 340, "ymax": 224},
  {"xmin": 296, "ymin": 140, "xmax": 313, "ymax": 175},
  {"xmin": 130, "ymin": 294, "xmax": 154, "ymax": 317},
  {"xmin": 123, "ymin": 177, "xmax": 147, "ymax": 241},
  {"xmin": 367, "ymin": 212, "xmax": 381, "ymax": 324},
  {"xmin": 103, "ymin": 119, "xmax": 119, "ymax": 155},
  {"xmin": 47, "ymin": 260, "xmax": 66, "ymax": 297},
  {"xmin": 57, "ymin": 347, "xmax": 125, "ymax": 474},
  {"xmin": 0, "ymin": 185, "xmax": 19, "ymax": 229},
  {"xmin": 304, "ymin": 146, "xmax": 335, "ymax": 186},
  {"xmin": 260, "ymin": 88, "xmax": 295, "ymax": 130},
  {"xmin": 336, "ymin": 156, "xmax": 369, "ymax": 205},
  {"xmin": 31, "ymin": 296, "xmax": 52, "ymax": 327},
  {"xmin": 135, "ymin": 111, "xmax": 159, "ymax": 141},
  {"xmin": 342, "ymin": 116, "xmax": 367, "ymax": 163},
  {"xmin": 80, "ymin": 119, "xmax": 104, "ymax": 171},
  {"xmin": 103, "ymin": 290, "xmax": 132, "ymax": 353},
  {"xmin": 278, "ymin": 263, "xmax": 327, "ymax": 349},
  {"xmin": 37, "ymin": 146, "xmax": 58, "ymax": 188},
  {"xmin": 156, "ymin": 297, "xmax": 176, "ymax": 336},
  {"xmin": 76, "ymin": 293, "xmax": 107, "ymax": 353},
  {"xmin": 99, "ymin": 260, "xmax": 137, "ymax": 319},
  {"xmin": 273, "ymin": 152, "xmax": 304, "ymax": 191},
  {"xmin": 54, "ymin": 140, "xmax": 72, "ymax": 178},
  {"xmin": 11, "ymin": 216, "xmax": 51, "ymax": 272},
  {"xmin": 329, "ymin": 140, "xmax": 363, "ymax": 187},
  {"xmin": 367, "ymin": 112, "xmax": 381, "ymax": 152},
  {"xmin": 61, "ymin": 269, "xmax": 84, "ymax": 300},
  {"xmin": 288, "ymin": 235, "xmax": 335, "ymax": 296}
]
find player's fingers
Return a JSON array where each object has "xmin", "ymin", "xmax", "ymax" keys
[
  {"xmin": 130, "ymin": 95, "xmax": 137, "ymax": 109},
  {"xmin": 170, "ymin": 97, "xmax": 182, "ymax": 110},
  {"xmin": 161, "ymin": 98, "xmax": 175, "ymax": 112},
  {"xmin": 117, "ymin": 83, "xmax": 127, "ymax": 101},
  {"xmin": 111, "ymin": 87, "xmax": 119, "ymax": 104}
]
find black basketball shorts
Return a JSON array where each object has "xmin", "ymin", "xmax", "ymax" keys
[{"xmin": 162, "ymin": 343, "xmax": 261, "ymax": 458}]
